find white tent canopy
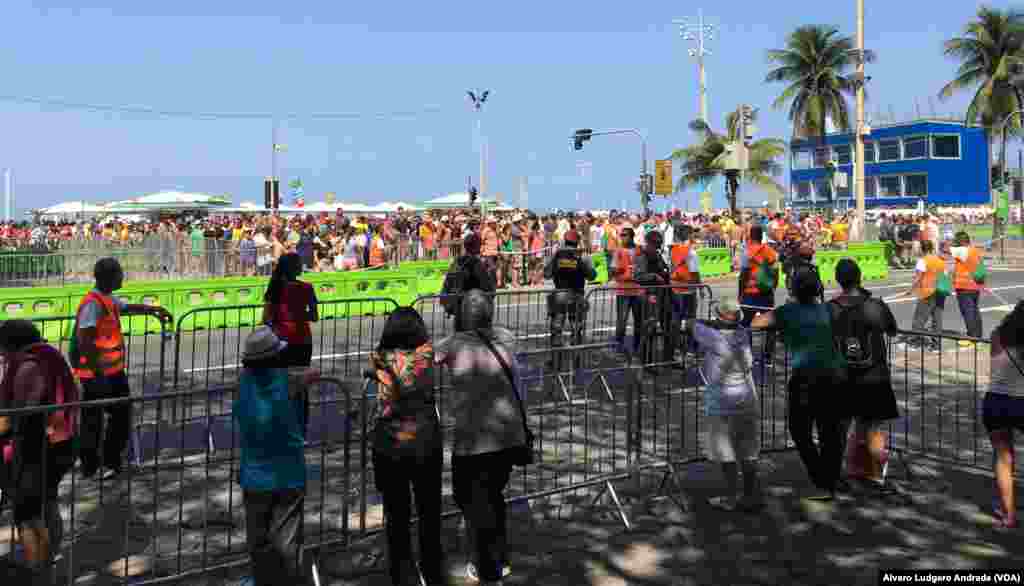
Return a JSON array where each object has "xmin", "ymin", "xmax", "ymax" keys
[
  {"xmin": 107, "ymin": 191, "xmax": 230, "ymax": 211},
  {"xmin": 422, "ymin": 192, "xmax": 513, "ymax": 211},
  {"xmin": 39, "ymin": 201, "xmax": 108, "ymax": 214}
]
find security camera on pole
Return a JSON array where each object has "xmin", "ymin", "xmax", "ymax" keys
[{"xmin": 723, "ymin": 104, "xmax": 755, "ymax": 215}]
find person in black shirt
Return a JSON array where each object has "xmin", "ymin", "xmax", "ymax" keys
[
  {"xmin": 633, "ymin": 230, "xmax": 674, "ymax": 367},
  {"xmin": 543, "ymin": 230, "xmax": 597, "ymax": 349},
  {"xmin": 446, "ymin": 233, "xmax": 497, "ymax": 332}
]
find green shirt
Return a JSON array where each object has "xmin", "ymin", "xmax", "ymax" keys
[
  {"xmin": 190, "ymin": 229, "xmax": 205, "ymax": 254},
  {"xmin": 774, "ymin": 302, "xmax": 844, "ymax": 373}
]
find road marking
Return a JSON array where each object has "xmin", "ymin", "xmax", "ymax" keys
[
  {"xmin": 883, "ymin": 285, "xmax": 1024, "ymax": 305},
  {"xmin": 981, "ymin": 305, "xmax": 1015, "ymax": 313}
]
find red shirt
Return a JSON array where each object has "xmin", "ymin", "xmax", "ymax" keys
[{"xmin": 268, "ymin": 281, "xmax": 316, "ymax": 344}]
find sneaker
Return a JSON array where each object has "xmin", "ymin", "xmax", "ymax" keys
[{"xmin": 466, "ymin": 562, "xmax": 512, "ymax": 583}]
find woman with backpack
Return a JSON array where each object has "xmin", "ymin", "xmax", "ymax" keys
[
  {"xmin": 984, "ymin": 301, "xmax": 1024, "ymax": 529},
  {"xmin": 828, "ymin": 259, "xmax": 900, "ymax": 487},
  {"xmin": 0, "ymin": 320, "xmax": 78, "ymax": 576},
  {"xmin": 752, "ymin": 266, "xmax": 849, "ymax": 500}
]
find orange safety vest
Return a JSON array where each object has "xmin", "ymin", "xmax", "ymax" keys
[
  {"xmin": 605, "ymin": 225, "xmax": 620, "ymax": 252},
  {"xmin": 369, "ymin": 236, "xmax": 386, "ymax": 267},
  {"xmin": 72, "ymin": 291, "xmax": 126, "ymax": 379},
  {"xmin": 954, "ymin": 246, "xmax": 981, "ymax": 292},
  {"xmin": 670, "ymin": 243, "xmax": 698, "ymax": 294},
  {"xmin": 916, "ymin": 255, "xmax": 947, "ymax": 300},
  {"xmin": 613, "ymin": 247, "xmax": 643, "ymax": 296},
  {"xmin": 743, "ymin": 243, "xmax": 779, "ymax": 296}
]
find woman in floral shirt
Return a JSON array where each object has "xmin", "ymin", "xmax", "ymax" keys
[{"xmin": 369, "ymin": 307, "xmax": 444, "ymax": 586}]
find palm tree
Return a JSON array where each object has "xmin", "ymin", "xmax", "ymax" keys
[
  {"xmin": 765, "ymin": 25, "xmax": 875, "ymax": 139},
  {"xmin": 671, "ymin": 107, "xmax": 786, "ymax": 215},
  {"xmin": 938, "ymin": 6, "xmax": 1024, "ymax": 187}
]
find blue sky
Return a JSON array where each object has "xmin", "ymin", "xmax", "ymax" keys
[{"xmin": 0, "ymin": 1, "xmax": 1005, "ymax": 214}]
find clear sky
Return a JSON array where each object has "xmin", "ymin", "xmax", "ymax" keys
[{"xmin": 0, "ymin": 1, "xmax": 1006, "ymax": 215}]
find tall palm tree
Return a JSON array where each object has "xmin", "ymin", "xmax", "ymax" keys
[
  {"xmin": 765, "ymin": 25, "xmax": 875, "ymax": 139},
  {"xmin": 938, "ymin": 6, "xmax": 1024, "ymax": 187},
  {"xmin": 671, "ymin": 108, "xmax": 785, "ymax": 215}
]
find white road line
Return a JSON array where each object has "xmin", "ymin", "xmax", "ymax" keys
[
  {"xmin": 883, "ymin": 285, "xmax": 1024, "ymax": 305},
  {"xmin": 981, "ymin": 305, "xmax": 1015, "ymax": 313}
]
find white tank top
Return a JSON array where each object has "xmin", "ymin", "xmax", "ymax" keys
[{"xmin": 990, "ymin": 347, "xmax": 1024, "ymax": 397}]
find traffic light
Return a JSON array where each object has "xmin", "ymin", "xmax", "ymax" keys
[
  {"xmin": 739, "ymin": 105, "xmax": 756, "ymax": 143},
  {"xmin": 468, "ymin": 186, "xmax": 478, "ymax": 205},
  {"xmin": 573, "ymin": 128, "xmax": 593, "ymax": 151},
  {"xmin": 264, "ymin": 178, "xmax": 280, "ymax": 209}
]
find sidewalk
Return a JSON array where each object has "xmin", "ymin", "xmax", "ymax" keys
[{"xmin": 318, "ymin": 450, "xmax": 1024, "ymax": 586}]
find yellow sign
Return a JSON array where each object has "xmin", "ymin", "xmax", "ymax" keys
[
  {"xmin": 655, "ymin": 159, "xmax": 673, "ymax": 195},
  {"xmin": 700, "ymin": 191, "xmax": 713, "ymax": 214}
]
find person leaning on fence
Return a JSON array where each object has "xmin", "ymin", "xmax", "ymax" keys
[
  {"xmin": 544, "ymin": 229, "xmax": 597, "ymax": 355},
  {"xmin": 73, "ymin": 258, "xmax": 171, "ymax": 480},
  {"xmin": 234, "ymin": 326, "xmax": 316, "ymax": 586},
  {"xmin": 828, "ymin": 259, "xmax": 900, "ymax": 487},
  {"xmin": 752, "ymin": 266, "xmax": 850, "ymax": 500},
  {"xmin": 900, "ymin": 240, "xmax": 947, "ymax": 352},
  {"xmin": 983, "ymin": 301, "xmax": 1024, "ymax": 530},
  {"xmin": 435, "ymin": 290, "xmax": 526, "ymax": 585},
  {"xmin": 634, "ymin": 229, "xmax": 675, "ymax": 368},
  {"xmin": 0, "ymin": 320, "xmax": 79, "ymax": 577},
  {"xmin": 368, "ymin": 308, "xmax": 446, "ymax": 586},
  {"xmin": 263, "ymin": 252, "xmax": 318, "ymax": 368},
  {"xmin": 687, "ymin": 298, "xmax": 762, "ymax": 512}
]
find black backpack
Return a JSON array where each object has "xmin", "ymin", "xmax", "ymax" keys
[
  {"xmin": 440, "ymin": 257, "xmax": 474, "ymax": 315},
  {"xmin": 829, "ymin": 298, "xmax": 880, "ymax": 372}
]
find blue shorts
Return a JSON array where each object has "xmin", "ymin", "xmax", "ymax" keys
[{"xmin": 982, "ymin": 393, "xmax": 1024, "ymax": 433}]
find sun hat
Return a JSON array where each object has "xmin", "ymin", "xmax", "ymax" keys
[
  {"xmin": 242, "ymin": 326, "xmax": 288, "ymax": 361},
  {"xmin": 715, "ymin": 297, "xmax": 741, "ymax": 321}
]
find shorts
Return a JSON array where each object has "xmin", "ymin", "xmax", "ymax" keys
[
  {"xmin": 706, "ymin": 413, "xmax": 760, "ymax": 463},
  {"xmin": 982, "ymin": 392, "xmax": 1024, "ymax": 434},
  {"xmin": 9, "ymin": 440, "xmax": 76, "ymax": 526}
]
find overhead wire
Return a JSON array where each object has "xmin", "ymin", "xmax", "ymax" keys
[{"xmin": 0, "ymin": 94, "xmax": 445, "ymax": 121}]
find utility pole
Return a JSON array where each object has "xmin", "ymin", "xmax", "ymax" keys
[
  {"xmin": 3, "ymin": 169, "xmax": 11, "ymax": 222},
  {"xmin": 674, "ymin": 10, "xmax": 715, "ymax": 124},
  {"xmin": 855, "ymin": 0, "xmax": 867, "ymax": 240}
]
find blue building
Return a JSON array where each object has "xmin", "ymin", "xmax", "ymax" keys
[{"xmin": 787, "ymin": 119, "xmax": 989, "ymax": 209}]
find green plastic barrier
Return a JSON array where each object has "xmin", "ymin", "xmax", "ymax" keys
[
  {"xmin": 698, "ymin": 248, "xmax": 733, "ymax": 278},
  {"xmin": 591, "ymin": 253, "xmax": 609, "ymax": 285},
  {"xmin": 398, "ymin": 260, "xmax": 451, "ymax": 296}
]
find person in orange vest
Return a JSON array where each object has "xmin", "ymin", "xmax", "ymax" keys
[
  {"xmin": 738, "ymin": 225, "xmax": 779, "ymax": 326},
  {"xmin": 611, "ymin": 227, "xmax": 644, "ymax": 354},
  {"xmin": 368, "ymin": 230, "xmax": 388, "ymax": 269},
  {"xmin": 901, "ymin": 240, "xmax": 948, "ymax": 352},
  {"xmin": 73, "ymin": 258, "xmax": 171, "ymax": 480},
  {"xmin": 951, "ymin": 231, "xmax": 985, "ymax": 345},
  {"xmin": 670, "ymin": 224, "xmax": 702, "ymax": 358}
]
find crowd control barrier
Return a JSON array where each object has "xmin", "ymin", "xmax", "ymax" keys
[
  {"xmin": 696, "ymin": 248, "xmax": 732, "ymax": 278},
  {"xmin": 0, "ymin": 294, "xmax": 1008, "ymax": 585}
]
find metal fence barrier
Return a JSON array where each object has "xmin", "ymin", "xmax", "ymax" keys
[{"xmin": 3, "ymin": 292, "xmax": 1013, "ymax": 584}]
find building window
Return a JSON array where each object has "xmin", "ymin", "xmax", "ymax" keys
[
  {"xmin": 864, "ymin": 176, "xmax": 877, "ymax": 198},
  {"xmin": 813, "ymin": 178, "xmax": 833, "ymax": 200},
  {"xmin": 904, "ymin": 173, "xmax": 927, "ymax": 197},
  {"xmin": 793, "ymin": 181, "xmax": 812, "ymax": 200},
  {"xmin": 792, "ymin": 149, "xmax": 811, "ymax": 170},
  {"xmin": 863, "ymin": 141, "xmax": 876, "ymax": 163},
  {"xmin": 834, "ymin": 144, "xmax": 852, "ymax": 165},
  {"xmin": 903, "ymin": 136, "xmax": 928, "ymax": 159},
  {"xmin": 932, "ymin": 134, "xmax": 961, "ymax": 159},
  {"xmin": 813, "ymin": 147, "xmax": 831, "ymax": 167},
  {"xmin": 877, "ymin": 175, "xmax": 902, "ymax": 197},
  {"xmin": 877, "ymin": 139, "xmax": 901, "ymax": 162}
]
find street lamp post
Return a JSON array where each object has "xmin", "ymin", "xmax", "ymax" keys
[
  {"xmin": 855, "ymin": 0, "xmax": 867, "ymax": 241},
  {"xmin": 468, "ymin": 90, "xmax": 490, "ymax": 203},
  {"xmin": 673, "ymin": 10, "xmax": 715, "ymax": 124},
  {"xmin": 571, "ymin": 128, "xmax": 648, "ymax": 212}
]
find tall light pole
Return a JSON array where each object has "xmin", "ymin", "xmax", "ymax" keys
[
  {"xmin": 854, "ymin": 0, "xmax": 867, "ymax": 240},
  {"xmin": 674, "ymin": 10, "xmax": 715, "ymax": 124},
  {"xmin": 468, "ymin": 90, "xmax": 490, "ymax": 199}
]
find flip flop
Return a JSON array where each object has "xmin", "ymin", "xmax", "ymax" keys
[{"xmin": 707, "ymin": 496, "xmax": 738, "ymax": 512}]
